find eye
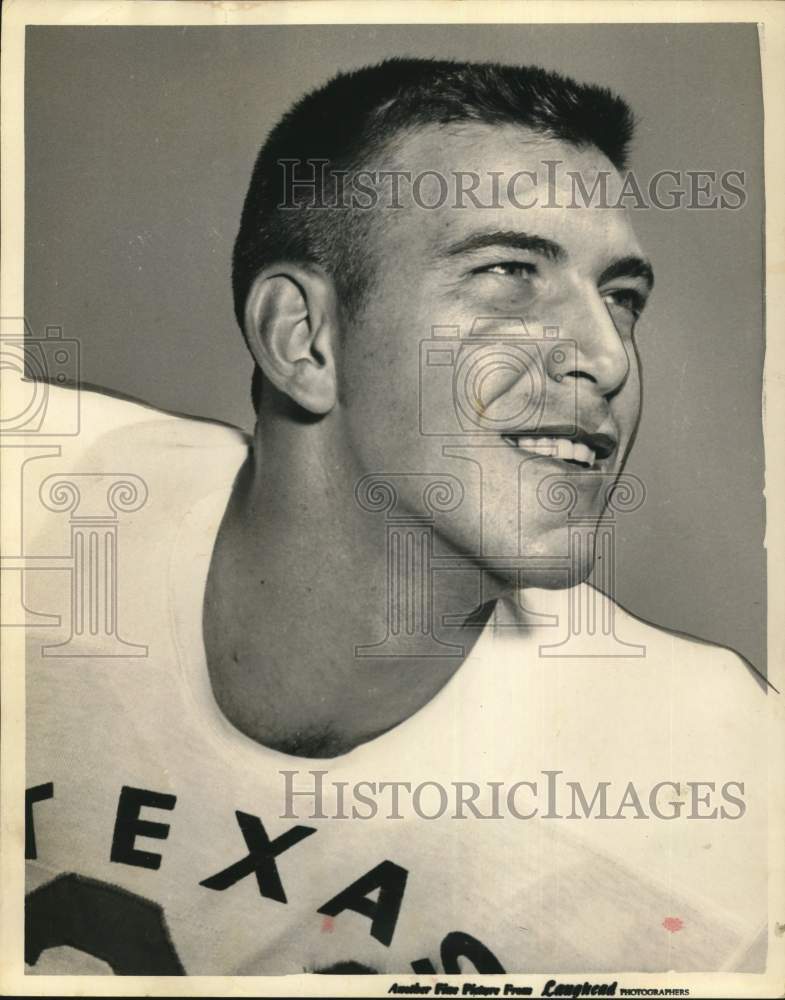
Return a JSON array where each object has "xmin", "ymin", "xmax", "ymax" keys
[
  {"xmin": 475, "ymin": 261, "xmax": 538, "ymax": 279},
  {"xmin": 603, "ymin": 287, "xmax": 646, "ymax": 320}
]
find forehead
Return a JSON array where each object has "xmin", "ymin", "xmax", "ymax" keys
[{"xmin": 374, "ymin": 122, "xmax": 644, "ymax": 262}]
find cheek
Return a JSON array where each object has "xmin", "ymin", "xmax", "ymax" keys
[
  {"xmin": 339, "ymin": 345, "xmax": 428, "ymax": 473},
  {"xmin": 344, "ymin": 342, "xmax": 420, "ymax": 422},
  {"xmin": 341, "ymin": 297, "xmax": 437, "ymax": 427}
]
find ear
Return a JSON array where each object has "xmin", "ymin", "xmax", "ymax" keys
[{"xmin": 242, "ymin": 264, "xmax": 339, "ymax": 415}]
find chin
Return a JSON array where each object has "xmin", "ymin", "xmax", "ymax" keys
[
  {"xmin": 471, "ymin": 520, "xmax": 598, "ymax": 592},
  {"xmin": 521, "ymin": 560, "xmax": 595, "ymax": 590}
]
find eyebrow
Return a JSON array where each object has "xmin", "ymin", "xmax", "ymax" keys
[
  {"xmin": 443, "ymin": 229, "xmax": 566, "ymax": 263},
  {"xmin": 597, "ymin": 255, "xmax": 655, "ymax": 292},
  {"xmin": 442, "ymin": 229, "xmax": 655, "ymax": 292}
]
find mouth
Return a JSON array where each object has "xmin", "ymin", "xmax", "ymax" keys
[{"xmin": 500, "ymin": 425, "xmax": 617, "ymax": 470}]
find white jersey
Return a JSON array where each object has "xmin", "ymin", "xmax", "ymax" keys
[{"xmin": 23, "ymin": 386, "xmax": 769, "ymax": 975}]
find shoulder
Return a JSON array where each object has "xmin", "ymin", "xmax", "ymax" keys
[
  {"xmin": 37, "ymin": 380, "xmax": 249, "ymax": 462},
  {"xmin": 603, "ymin": 585, "xmax": 772, "ymax": 707},
  {"xmin": 27, "ymin": 380, "xmax": 249, "ymax": 499},
  {"xmin": 23, "ymin": 385, "xmax": 248, "ymax": 763},
  {"xmin": 22, "ymin": 382, "xmax": 250, "ymax": 566}
]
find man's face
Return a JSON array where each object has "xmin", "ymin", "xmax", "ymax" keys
[{"xmin": 336, "ymin": 124, "xmax": 651, "ymax": 589}]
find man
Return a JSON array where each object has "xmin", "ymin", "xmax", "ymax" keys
[{"xmin": 24, "ymin": 58, "xmax": 768, "ymax": 976}]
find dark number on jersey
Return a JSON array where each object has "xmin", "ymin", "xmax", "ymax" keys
[{"xmin": 25, "ymin": 873, "xmax": 185, "ymax": 975}]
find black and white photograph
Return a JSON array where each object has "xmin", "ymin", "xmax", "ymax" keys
[{"xmin": 1, "ymin": 1, "xmax": 783, "ymax": 996}]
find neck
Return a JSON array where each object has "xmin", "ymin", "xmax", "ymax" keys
[{"xmin": 203, "ymin": 409, "xmax": 504, "ymax": 758}]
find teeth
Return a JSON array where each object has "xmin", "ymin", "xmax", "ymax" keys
[
  {"xmin": 511, "ymin": 436, "xmax": 597, "ymax": 467},
  {"xmin": 517, "ymin": 436, "xmax": 548, "ymax": 451},
  {"xmin": 572, "ymin": 443, "xmax": 595, "ymax": 466}
]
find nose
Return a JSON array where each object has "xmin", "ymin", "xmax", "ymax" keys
[{"xmin": 546, "ymin": 292, "xmax": 630, "ymax": 398}]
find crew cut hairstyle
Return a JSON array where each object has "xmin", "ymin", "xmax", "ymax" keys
[{"xmin": 233, "ymin": 57, "xmax": 635, "ymax": 410}]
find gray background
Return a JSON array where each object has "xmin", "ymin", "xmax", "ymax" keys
[{"xmin": 24, "ymin": 24, "xmax": 766, "ymax": 672}]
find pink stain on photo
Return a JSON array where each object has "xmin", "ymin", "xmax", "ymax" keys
[{"xmin": 662, "ymin": 917, "xmax": 684, "ymax": 934}]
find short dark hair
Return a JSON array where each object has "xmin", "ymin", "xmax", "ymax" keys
[{"xmin": 233, "ymin": 57, "xmax": 635, "ymax": 409}]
